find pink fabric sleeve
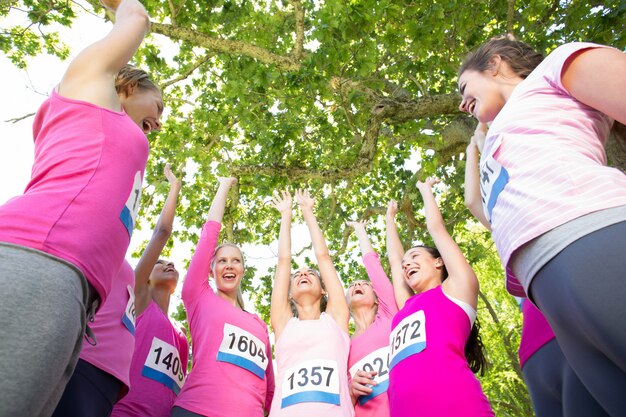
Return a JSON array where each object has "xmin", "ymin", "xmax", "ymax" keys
[
  {"xmin": 543, "ymin": 42, "xmax": 611, "ymax": 94},
  {"xmin": 362, "ymin": 252, "xmax": 398, "ymax": 316},
  {"xmin": 182, "ymin": 221, "xmax": 222, "ymax": 302},
  {"xmin": 264, "ymin": 337, "xmax": 275, "ymax": 413}
]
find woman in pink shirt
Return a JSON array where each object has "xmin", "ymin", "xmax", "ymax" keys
[
  {"xmin": 0, "ymin": 0, "xmax": 163, "ymax": 414},
  {"xmin": 172, "ymin": 177, "xmax": 274, "ymax": 417},
  {"xmin": 345, "ymin": 220, "xmax": 398, "ymax": 417},
  {"xmin": 269, "ymin": 190, "xmax": 353, "ymax": 417},
  {"xmin": 386, "ymin": 179, "xmax": 492, "ymax": 417},
  {"xmin": 460, "ymin": 37, "xmax": 626, "ymax": 414}
]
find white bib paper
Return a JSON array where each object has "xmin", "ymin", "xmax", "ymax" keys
[
  {"xmin": 216, "ymin": 323, "xmax": 268, "ymax": 379},
  {"xmin": 349, "ymin": 346, "xmax": 390, "ymax": 405},
  {"xmin": 120, "ymin": 171, "xmax": 142, "ymax": 237},
  {"xmin": 281, "ymin": 359, "xmax": 340, "ymax": 408},
  {"xmin": 121, "ymin": 285, "xmax": 136, "ymax": 335},
  {"xmin": 480, "ymin": 137, "xmax": 509, "ymax": 223},
  {"xmin": 142, "ymin": 337, "xmax": 185, "ymax": 394},
  {"xmin": 389, "ymin": 310, "xmax": 426, "ymax": 370}
]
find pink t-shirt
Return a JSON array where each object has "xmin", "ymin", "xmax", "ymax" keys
[
  {"xmin": 479, "ymin": 42, "xmax": 626, "ymax": 296},
  {"xmin": 174, "ymin": 221, "xmax": 275, "ymax": 416},
  {"xmin": 348, "ymin": 252, "xmax": 398, "ymax": 417},
  {"xmin": 0, "ymin": 90, "xmax": 149, "ymax": 301},
  {"xmin": 270, "ymin": 313, "xmax": 354, "ymax": 417},
  {"xmin": 518, "ymin": 299, "xmax": 555, "ymax": 369},
  {"xmin": 388, "ymin": 286, "xmax": 493, "ymax": 417},
  {"xmin": 79, "ymin": 261, "xmax": 136, "ymax": 395},
  {"xmin": 110, "ymin": 301, "xmax": 189, "ymax": 417}
]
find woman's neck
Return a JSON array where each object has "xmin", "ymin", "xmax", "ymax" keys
[
  {"xmin": 151, "ymin": 286, "xmax": 172, "ymax": 315},
  {"xmin": 217, "ymin": 289, "xmax": 240, "ymax": 308},
  {"xmin": 295, "ymin": 302, "xmax": 322, "ymax": 320},
  {"xmin": 351, "ymin": 305, "xmax": 377, "ymax": 337}
]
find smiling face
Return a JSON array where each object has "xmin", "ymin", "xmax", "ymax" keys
[
  {"xmin": 212, "ymin": 245, "xmax": 245, "ymax": 295},
  {"xmin": 149, "ymin": 260, "xmax": 179, "ymax": 293},
  {"xmin": 458, "ymin": 69, "xmax": 507, "ymax": 123},
  {"xmin": 120, "ymin": 87, "xmax": 164, "ymax": 134},
  {"xmin": 402, "ymin": 247, "xmax": 444, "ymax": 293},
  {"xmin": 346, "ymin": 280, "xmax": 377, "ymax": 310},
  {"xmin": 290, "ymin": 267, "xmax": 325, "ymax": 304}
]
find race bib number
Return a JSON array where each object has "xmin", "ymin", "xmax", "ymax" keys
[
  {"xmin": 389, "ymin": 310, "xmax": 426, "ymax": 370},
  {"xmin": 281, "ymin": 359, "xmax": 340, "ymax": 408},
  {"xmin": 120, "ymin": 171, "xmax": 143, "ymax": 237},
  {"xmin": 121, "ymin": 285, "xmax": 136, "ymax": 335},
  {"xmin": 480, "ymin": 139, "xmax": 509, "ymax": 223},
  {"xmin": 216, "ymin": 323, "xmax": 268, "ymax": 379},
  {"xmin": 349, "ymin": 346, "xmax": 390, "ymax": 405},
  {"xmin": 142, "ymin": 337, "xmax": 185, "ymax": 394}
]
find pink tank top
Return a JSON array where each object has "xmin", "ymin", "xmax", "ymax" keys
[
  {"xmin": 110, "ymin": 301, "xmax": 189, "ymax": 417},
  {"xmin": 79, "ymin": 261, "xmax": 136, "ymax": 395},
  {"xmin": 0, "ymin": 90, "xmax": 149, "ymax": 301},
  {"xmin": 388, "ymin": 286, "xmax": 493, "ymax": 417},
  {"xmin": 518, "ymin": 299, "xmax": 555, "ymax": 368},
  {"xmin": 478, "ymin": 42, "xmax": 626, "ymax": 296},
  {"xmin": 348, "ymin": 252, "xmax": 398, "ymax": 417},
  {"xmin": 174, "ymin": 221, "xmax": 275, "ymax": 416},
  {"xmin": 270, "ymin": 313, "xmax": 354, "ymax": 417}
]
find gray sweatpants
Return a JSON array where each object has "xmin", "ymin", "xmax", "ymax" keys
[{"xmin": 0, "ymin": 243, "xmax": 88, "ymax": 417}]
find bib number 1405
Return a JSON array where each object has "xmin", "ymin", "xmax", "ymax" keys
[{"xmin": 142, "ymin": 337, "xmax": 185, "ymax": 394}]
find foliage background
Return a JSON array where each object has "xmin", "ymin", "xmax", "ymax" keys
[{"xmin": 3, "ymin": 1, "xmax": 626, "ymax": 414}]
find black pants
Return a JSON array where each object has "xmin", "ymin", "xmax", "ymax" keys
[
  {"xmin": 530, "ymin": 220, "xmax": 626, "ymax": 417},
  {"xmin": 171, "ymin": 406, "xmax": 205, "ymax": 417},
  {"xmin": 51, "ymin": 359, "xmax": 123, "ymax": 417}
]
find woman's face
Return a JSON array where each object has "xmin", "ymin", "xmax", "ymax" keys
[
  {"xmin": 290, "ymin": 268, "xmax": 324, "ymax": 302},
  {"xmin": 213, "ymin": 246, "xmax": 245, "ymax": 294},
  {"xmin": 149, "ymin": 260, "xmax": 179, "ymax": 292},
  {"xmin": 458, "ymin": 69, "xmax": 506, "ymax": 123},
  {"xmin": 401, "ymin": 247, "xmax": 443, "ymax": 292},
  {"xmin": 346, "ymin": 280, "xmax": 377, "ymax": 310},
  {"xmin": 120, "ymin": 88, "xmax": 163, "ymax": 134}
]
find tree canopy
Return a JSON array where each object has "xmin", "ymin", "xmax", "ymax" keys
[{"xmin": 3, "ymin": 1, "xmax": 626, "ymax": 415}]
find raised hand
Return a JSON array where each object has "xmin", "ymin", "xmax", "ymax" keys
[
  {"xmin": 164, "ymin": 163, "xmax": 181, "ymax": 189},
  {"xmin": 470, "ymin": 122, "xmax": 488, "ymax": 152},
  {"xmin": 346, "ymin": 220, "xmax": 367, "ymax": 230},
  {"xmin": 272, "ymin": 190, "xmax": 293, "ymax": 216},
  {"xmin": 295, "ymin": 189, "xmax": 315, "ymax": 211},
  {"xmin": 217, "ymin": 176, "xmax": 238, "ymax": 188},
  {"xmin": 386, "ymin": 200, "xmax": 398, "ymax": 220},
  {"xmin": 416, "ymin": 176, "xmax": 440, "ymax": 192}
]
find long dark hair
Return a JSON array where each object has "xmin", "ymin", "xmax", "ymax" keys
[
  {"xmin": 411, "ymin": 245, "xmax": 489, "ymax": 375},
  {"xmin": 459, "ymin": 36, "xmax": 544, "ymax": 80}
]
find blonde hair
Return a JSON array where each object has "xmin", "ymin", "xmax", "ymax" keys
[{"xmin": 115, "ymin": 64, "xmax": 160, "ymax": 97}]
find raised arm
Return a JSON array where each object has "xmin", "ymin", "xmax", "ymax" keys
[
  {"xmin": 562, "ymin": 46, "xmax": 626, "ymax": 125},
  {"xmin": 134, "ymin": 164, "xmax": 181, "ymax": 316},
  {"xmin": 386, "ymin": 201, "xmax": 413, "ymax": 309},
  {"xmin": 464, "ymin": 123, "xmax": 491, "ymax": 230},
  {"xmin": 296, "ymin": 189, "xmax": 349, "ymax": 332},
  {"xmin": 182, "ymin": 177, "xmax": 237, "ymax": 302},
  {"xmin": 270, "ymin": 190, "xmax": 294, "ymax": 339},
  {"xmin": 346, "ymin": 221, "xmax": 397, "ymax": 314},
  {"xmin": 416, "ymin": 178, "xmax": 478, "ymax": 309},
  {"xmin": 59, "ymin": 0, "xmax": 150, "ymax": 109}
]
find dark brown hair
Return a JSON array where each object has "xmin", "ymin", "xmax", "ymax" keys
[
  {"xmin": 459, "ymin": 36, "xmax": 544, "ymax": 80},
  {"xmin": 409, "ymin": 245, "xmax": 488, "ymax": 375}
]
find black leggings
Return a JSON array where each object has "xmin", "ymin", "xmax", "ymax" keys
[
  {"xmin": 51, "ymin": 359, "xmax": 123, "ymax": 417},
  {"xmin": 522, "ymin": 339, "xmax": 608, "ymax": 417},
  {"xmin": 530, "ymin": 220, "xmax": 626, "ymax": 417}
]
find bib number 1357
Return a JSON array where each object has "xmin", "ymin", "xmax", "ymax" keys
[{"xmin": 281, "ymin": 359, "xmax": 340, "ymax": 408}]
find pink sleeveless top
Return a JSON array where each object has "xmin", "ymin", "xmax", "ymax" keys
[
  {"xmin": 518, "ymin": 299, "xmax": 555, "ymax": 368},
  {"xmin": 0, "ymin": 90, "xmax": 149, "ymax": 301},
  {"xmin": 175, "ymin": 221, "xmax": 275, "ymax": 416},
  {"xmin": 348, "ymin": 252, "xmax": 398, "ymax": 417},
  {"xmin": 388, "ymin": 286, "xmax": 493, "ymax": 417},
  {"xmin": 110, "ymin": 301, "xmax": 188, "ymax": 417},
  {"xmin": 270, "ymin": 313, "xmax": 354, "ymax": 417},
  {"xmin": 79, "ymin": 261, "xmax": 136, "ymax": 395}
]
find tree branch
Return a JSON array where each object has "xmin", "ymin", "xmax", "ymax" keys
[
  {"xmin": 373, "ymin": 93, "xmax": 461, "ymax": 123},
  {"xmin": 289, "ymin": 0, "xmax": 305, "ymax": 60},
  {"xmin": 151, "ymin": 23, "xmax": 302, "ymax": 71},
  {"xmin": 507, "ymin": 0, "xmax": 515, "ymax": 34},
  {"xmin": 160, "ymin": 54, "xmax": 211, "ymax": 89}
]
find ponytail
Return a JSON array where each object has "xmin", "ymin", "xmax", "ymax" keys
[{"xmin": 465, "ymin": 317, "xmax": 489, "ymax": 375}]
